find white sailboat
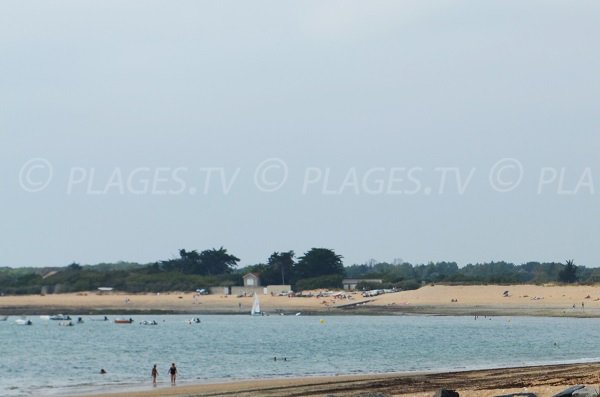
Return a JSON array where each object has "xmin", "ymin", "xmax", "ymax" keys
[{"xmin": 250, "ymin": 293, "xmax": 261, "ymax": 316}]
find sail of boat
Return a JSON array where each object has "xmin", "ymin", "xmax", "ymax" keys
[{"xmin": 251, "ymin": 293, "xmax": 261, "ymax": 316}]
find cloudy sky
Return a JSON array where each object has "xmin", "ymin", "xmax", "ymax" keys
[{"xmin": 1, "ymin": 1, "xmax": 600, "ymax": 268}]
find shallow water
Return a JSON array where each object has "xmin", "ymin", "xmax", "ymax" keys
[{"xmin": 0, "ymin": 314, "xmax": 598, "ymax": 396}]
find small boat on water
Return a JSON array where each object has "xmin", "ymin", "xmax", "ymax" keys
[
  {"xmin": 49, "ymin": 314, "xmax": 71, "ymax": 321},
  {"xmin": 58, "ymin": 320, "xmax": 74, "ymax": 326},
  {"xmin": 140, "ymin": 320, "xmax": 158, "ymax": 325},
  {"xmin": 91, "ymin": 316, "xmax": 109, "ymax": 322},
  {"xmin": 0, "ymin": 316, "xmax": 8, "ymax": 321},
  {"xmin": 114, "ymin": 318, "xmax": 133, "ymax": 324},
  {"xmin": 187, "ymin": 317, "xmax": 201, "ymax": 324},
  {"xmin": 15, "ymin": 319, "xmax": 32, "ymax": 326}
]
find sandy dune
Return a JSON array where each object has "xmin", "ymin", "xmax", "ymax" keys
[{"xmin": 375, "ymin": 284, "xmax": 600, "ymax": 307}]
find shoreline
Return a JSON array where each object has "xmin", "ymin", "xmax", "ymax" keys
[
  {"xmin": 72, "ymin": 362, "xmax": 600, "ymax": 397},
  {"xmin": 1, "ymin": 304, "xmax": 599, "ymax": 318}
]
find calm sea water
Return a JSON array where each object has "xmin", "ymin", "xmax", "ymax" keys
[{"xmin": 0, "ymin": 314, "xmax": 599, "ymax": 396}]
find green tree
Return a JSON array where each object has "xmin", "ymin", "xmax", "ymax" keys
[
  {"xmin": 268, "ymin": 251, "xmax": 295, "ymax": 285},
  {"xmin": 162, "ymin": 247, "xmax": 239, "ymax": 275},
  {"xmin": 558, "ymin": 259, "xmax": 577, "ymax": 283},
  {"xmin": 161, "ymin": 249, "xmax": 201, "ymax": 274},
  {"xmin": 295, "ymin": 248, "xmax": 344, "ymax": 280},
  {"xmin": 198, "ymin": 247, "xmax": 240, "ymax": 275}
]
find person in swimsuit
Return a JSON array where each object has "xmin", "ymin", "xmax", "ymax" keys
[
  {"xmin": 151, "ymin": 364, "xmax": 158, "ymax": 386},
  {"xmin": 169, "ymin": 363, "xmax": 177, "ymax": 385}
]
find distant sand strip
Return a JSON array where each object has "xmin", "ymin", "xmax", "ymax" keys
[{"xmin": 3, "ymin": 284, "xmax": 600, "ymax": 316}]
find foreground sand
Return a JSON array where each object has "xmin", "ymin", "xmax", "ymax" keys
[
  {"xmin": 2, "ymin": 284, "xmax": 600, "ymax": 316},
  {"xmin": 77, "ymin": 362, "xmax": 600, "ymax": 397}
]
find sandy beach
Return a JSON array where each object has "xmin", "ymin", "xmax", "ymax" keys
[
  {"xmin": 2, "ymin": 284, "xmax": 600, "ymax": 317},
  {"xmin": 75, "ymin": 362, "xmax": 600, "ymax": 397}
]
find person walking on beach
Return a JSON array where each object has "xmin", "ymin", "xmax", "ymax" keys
[
  {"xmin": 169, "ymin": 363, "xmax": 177, "ymax": 385},
  {"xmin": 151, "ymin": 364, "xmax": 158, "ymax": 386}
]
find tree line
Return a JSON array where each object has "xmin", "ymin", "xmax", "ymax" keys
[
  {"xmin": 345, "ymin": 258, "xmax": 586, "ymax": 289},
  {"xmin": 0, "ymin": 247, "xmax": 344, "ymax": 295},
  {"xmin": 0, "ymin": 248, "xmax": 592, "ymax": 295}
]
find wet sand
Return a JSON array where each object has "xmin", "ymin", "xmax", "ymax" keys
[{"xmin": 76, "ymin": 362, "xmax": 600, "ymax": 397}]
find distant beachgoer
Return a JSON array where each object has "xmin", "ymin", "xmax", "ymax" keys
[
  {"xmin": 582, "ymin": 302, "xmax": 585, "ymax": 310},
  {"xmin": 573, "ymin": 304, "xmax": 576, "ymax": 309},
  {"xmin": 151, "ymin": 365, "xmax": 158, "ymax": 386},
  {"xmin": 100, "ymin": 369, "xmax": 106, "ymax": 374},
  {"xmin": 169, "ymin": 363, "xmax": 177, "ymax": 385}
]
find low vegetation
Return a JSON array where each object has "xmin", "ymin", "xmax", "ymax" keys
[{"xmin": 0, "ymin": 249, "xmax": 593, "ymax": 295}]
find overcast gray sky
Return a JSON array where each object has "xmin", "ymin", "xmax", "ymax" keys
[{"xmin": 2, "ymin": 1, "xmax": 600, "ymax": 268}]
